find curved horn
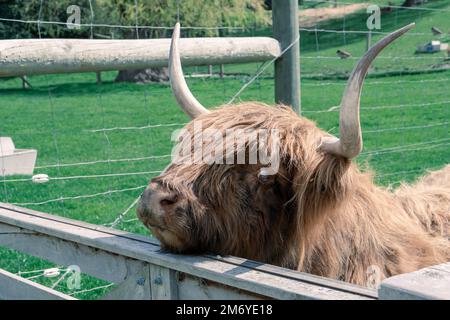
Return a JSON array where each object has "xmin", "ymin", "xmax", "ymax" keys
[
  {"xmin": 319, "ymin": 23, "xmax": 415, "ymax": 158},
  {"xmin": 169, "ymin": 23, "xmax": 209, "ymax": 119}
]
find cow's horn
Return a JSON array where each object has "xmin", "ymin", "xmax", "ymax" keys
[
  {"xmin": 319, "ymin": 23, "xmax": 415, "ymax": 158},
  {"xmin": 169, "ymin": 23, "xmax": 209, "ymax": 119}
]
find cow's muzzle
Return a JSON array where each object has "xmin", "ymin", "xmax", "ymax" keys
[{"xmin": 137, "ymin": 182, "xmax": 179, "ymax": 227}]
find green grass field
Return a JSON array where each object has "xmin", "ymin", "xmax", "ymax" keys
[{"xmin": 0, "ymin": 0, "xmax": 449, "ymax": 299}]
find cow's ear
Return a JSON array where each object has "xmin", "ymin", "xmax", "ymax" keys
[
  {"xmin": 311, "ymin": 155, "xmax": 350, "ymax": 196},
  {"xmin": 294, "ymin": 154, "xmax": 351, "ymax": 220}
]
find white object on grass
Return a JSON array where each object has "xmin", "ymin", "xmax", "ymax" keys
[
  {"xmin": 32, "ymin": 174, "xmax": 50, "ymax": 184},
  {"xmin": 0, "ymin": 137, "xmax": 37, "ymax": 176},
  {"xmin": 43, "ymin": 268, "xmax": 61, "ymax": 278},
  {"xmin": 416, "ymin": 40, "xmax": 449, "ymax": 53}
]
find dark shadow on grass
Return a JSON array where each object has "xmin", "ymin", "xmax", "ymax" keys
[{"xmin": 0, "ymin": 79, "xmax": 171, "ymax": 97}]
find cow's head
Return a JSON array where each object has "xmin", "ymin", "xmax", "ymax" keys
[{"xmin": 137, "ymin": 23, "xmax": 414, "ymax": 265}]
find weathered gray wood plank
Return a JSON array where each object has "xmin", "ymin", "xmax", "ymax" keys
[
  {"xmin": 379, "ymin": 262, "xmax": 450, "ymax": 300},
  {"xmin": 0, "ymin": 223, "xmax": 146, "ymax": 284},
  {"xmin": 150, "ymin": 265, "xmax": 179, "ymax": 300},
  {"xmin": 213, "ymin": 255, "xmax": 377, "ymax": 299},
  {"xmin": 178, "ymin": 274, "xmax": 262, "ymax": 300},
  {"xmin": 0, "ymin": 268, "xmax": 76, "ymax": 300},
  {"xmin": 102, "ymin": 265, "xmax": 151, "ymax": 300},
  {"xmin": 0, "ymin": 202, "xmax": 373, "ymax": 300}
]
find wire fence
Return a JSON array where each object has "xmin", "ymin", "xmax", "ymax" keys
[
  {"xmin": 0, "ymin": 0, "xmax": 449, "ymax": 299},
  {"xmin": 0, "ymin": 0, "xmax": 447, "ymax": 221}
]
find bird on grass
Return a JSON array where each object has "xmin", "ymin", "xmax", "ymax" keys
[
  {"xmin": 431, "ymin": 26, "xmax": 443, "ymax": 36},
  {"xmin": 336, "ymin": 49, "xmax": 352, "ymax": 59}
]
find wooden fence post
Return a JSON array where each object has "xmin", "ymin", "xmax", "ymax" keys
[
  {"xmin": 150, "ymin": 265, "xmax": 179, "ymax": 300},
  {"xmin": 272, "ymin": 0, "xmax": 301, "ymax": 113},
  {"xmin": 96, "ymin": 71, "xmax": 102, "ymax": 85}
]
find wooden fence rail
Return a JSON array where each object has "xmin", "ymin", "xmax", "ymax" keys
[
  {"xmin": 0, "ymin": 38, "xmax": 281, "ymax": 78},
  {"xmin": 0, "ymin": 202, "xmax": 377, "ymax": 300},
  {"xmin": 1, "ymin": 202, "xmax": 449, "ymax": 300},
  {"xmin": 0, "ymin": 268, "xmax": 76, "ymax": 300}
]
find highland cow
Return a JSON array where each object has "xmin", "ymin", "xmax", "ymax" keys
[{"xmin": 137, "ymin": 23, "xmax": 450, "ymax": 287}]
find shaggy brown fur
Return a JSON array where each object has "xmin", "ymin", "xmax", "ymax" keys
[{"xmin": 137, "ymin": 102, "xmax": 450, "ymax": 287}]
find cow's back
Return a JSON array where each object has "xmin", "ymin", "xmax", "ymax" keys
[{"xmin": 395, "ymin": 164, "xmax": 450, "ymax": 241}]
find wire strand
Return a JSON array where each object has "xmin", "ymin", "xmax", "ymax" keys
[{"xmin": 11, "ymin": 185, "xmax": 147, "ymax": 206}]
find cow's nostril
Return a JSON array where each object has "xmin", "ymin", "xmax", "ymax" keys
[
  {"xmin": 160, "ymin": 195, "xmax": 178, "ymax": 208},
  {"xmin": 142, "ymin": 188, "xmax": 153, "ymax": 200}
]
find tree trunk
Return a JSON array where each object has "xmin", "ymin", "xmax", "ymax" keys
[
  {"xmin": 402, "ymin": 0, "xmax": 420, "ymax": 7},
  {"xmin": 115, "ymin": 67, "xmax": 169, "ymax": 84}
]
